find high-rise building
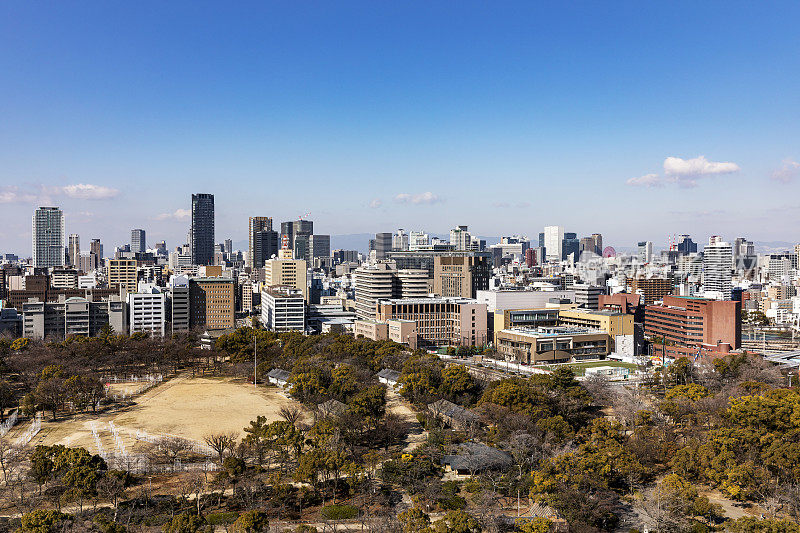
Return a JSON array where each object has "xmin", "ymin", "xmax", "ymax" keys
[
  {"xmin": 248, "ymin": 217, "xmax": 273, "ymax": 270},
  {"xmin": 433, "ymin": 254, "xmax": 490, "ymax": 299},
  {"xmin": 131, "ymin": 229, "xmax": 146, "ymax": 254},
  {"xmin": 562, "ymin": 232, "xmax": 579, "ymax": 261},
  {"xmin": 32, "ymin": 207, "xmax": 65, "ymax": 268},
  {"xmin": 264, "ymin": 257, "xmax": 308, "ymax": 300},
  {"xmin": 90, "ymin": 239, "xmax": 103, "ymax": 261},
  {"xmin": 191, "ymin": 193, "xmax": 215, "ymax": 266},
  {"xmin": 450, "ymin": 226, "xmax": 472, "ymax": 251},
  {"xmin": 261, "ymin": 286, "xmax": 305, "ymax": 332},
  {"xmin": 703, "ymin": 237, "xmax": 733, "ymax": 300},
  {"xmin": 309, "ymin": 234, "xmax": 330, "ymax": 259},
  {"xmin": 638, "ymin": 241, "xmax": 653, "ymax": 263},
  {"xmin": 543, "ymin": 226, "xmax": 564, "ymax": 262},
  {"xmin": 677, "ymin": 235, "xmax": 697, "ymax": 255},
  {"xmin": 127, "ymin": 283, "xmax": 166, "ymax": 336},
  {"xmin": 369, "ymin": 232, "xmax": 393, "ymax": 260},
  {"xmin": 628, "ymin": 277, "xmax": 673, "ymax": 305},
  {"xmin": 280, "ymin": 220, "xmax": 313, "ymax": 247},
  {"xmin": 393, "ymin": 229, "xmax": 409, "ymax": 251},
  {"xmin": 252, "ymin": 229, "xmax": 279, "ymax": 269},
  {"xmin": 591, "ymin": 234, "xmax": 603, "ymax": 255},
  {"xmin": 68, "ymin": 234, "xmax": 80, "ymax": 267},
  {"xmin": 224, "ymin": 239, "xmax": 232, "ymax": 255},
  {"xmin": 409, "ymin": 231, "xmax": 430, "ymax": 251},
  {"xmin": 732, "ymin": 237, "xmax": 756, "ymax": 272}
]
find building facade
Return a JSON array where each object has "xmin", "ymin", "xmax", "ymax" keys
[
  {"xmin": 191, "ymin": 193, "xmax": 215, "ymax": 266},
  {"xmin": 32, "ymin": 207, "xmax": 65, "ymax": 268},
  {"xmin": 261, "ymin": 286, "xmax": 305, "ymax": 332},
  {"xmin": 189, "ymin": 277, "xmax": 234, "ymax": 331}
]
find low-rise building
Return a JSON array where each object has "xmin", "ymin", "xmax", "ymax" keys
[
  {"xmin": 22, "ymin": 295, "xmax": 126, "ymax": 340},
  {"xmin": 375, "ymin": 297, "xmax": 488, "ymax": 347},
  {"xmin": 495, "ymin": 326, "xmax": 611, "ymax": 364}
]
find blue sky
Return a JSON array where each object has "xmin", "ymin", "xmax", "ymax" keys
[{"xmin": 1, "ymin": 2, "xmax": 799, "ymax": 255}]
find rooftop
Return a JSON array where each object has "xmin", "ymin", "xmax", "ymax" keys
[{"xmin": 500, "ymin": 325, "xmax": 605, "ymax": 338}]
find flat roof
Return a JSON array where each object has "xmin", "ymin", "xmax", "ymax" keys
[
  {"xmin": 380, "ymin": 297, "xmax": 478, "ymax": 305},
  {"xmin": 500, "ymin": 326, "xmax": 605, "ymax": 338}
]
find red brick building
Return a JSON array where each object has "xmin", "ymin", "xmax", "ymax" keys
[{"xmin": 644, "ymin": 295, "xmax": 740, "ymax": 359}]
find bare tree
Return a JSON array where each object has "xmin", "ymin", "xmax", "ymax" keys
[
  {"xmin": 278, "ymin": 404, "xmax": 303, "ymax": 426},
  {"xmin": 204, "ymin": 432, "xmax": 237, "ymax": 465}
]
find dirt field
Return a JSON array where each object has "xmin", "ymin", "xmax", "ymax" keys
[{"xmin": 7, "ymin": 375, "xmax": 308, "ymax": 456}]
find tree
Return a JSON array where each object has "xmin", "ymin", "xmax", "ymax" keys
[
  {"xmin": 233, "ymin": 510, "xmax": 269, "ymax": 533},
  {"xmin": 163, "ymin": 512, "xmax": 205, "ymax": 533},
  {"xmin": 398, "ymin": 506, "xmax": 431, "ymax": 533},
  {"xmin": 278, "ymin": 405, "xmax": 303, "ymax": 426},
  {"xmin": 0, "ymin": 380, "xmax": 15, "ymax": 422},
  {"xmin": 18, "ymin": 509, "xmax": 71, "ymax": 533},
  {"xmin": 431, "ymin": 510, "xmax": 480, "ymax": 533},
  {"xmin": 204, "ymin": 432, "xmax": 237, "ymax": 466}
]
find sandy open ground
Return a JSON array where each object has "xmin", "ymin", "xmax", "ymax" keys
[{"xmin": 6, "ymin": 375, "xmax": 308, "ymax": 455}]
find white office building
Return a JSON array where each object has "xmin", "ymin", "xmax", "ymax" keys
[
  {"xmin": 408, "ymin": 231, "xmax": 430, "ymax": 251},
  {"xmin": 127, "ymin": 283, "xmax": 166, "ymax": 336},
  {"xmin": 638, "ymin": 241, "xmax": 653, "ymax": 263},
  {"xmin": 543, "ymin": 226, "xmax": 564, "ymax": 262},
  {"xmin": 261, "ymin": 286, "xmax": 305, "ymax": 332}
]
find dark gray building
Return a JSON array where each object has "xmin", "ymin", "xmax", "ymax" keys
[
  {"xmin": 369, "ymin": 232, "xmax": 392, "ymax": 260},
  {"xmin": 191, "ymin": 193, "xmax": 215, "ymax": 265},
  {"xmin": 131, "ymin": 229, "xmax": 146, "ymax": 253},
  {"xmin": 252, "ymin": 229, "xmax": 279, "ymax": 269}
]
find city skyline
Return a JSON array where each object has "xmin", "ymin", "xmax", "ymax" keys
[{"xmin": 2, "ymin": 3, "xmax": 800, "ymax": 253}]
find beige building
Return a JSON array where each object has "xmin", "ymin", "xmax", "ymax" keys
[
  {"xmin": 375, "ymin": 297, "xmax": 488, "ymax": 347},
  {"xmin": 107, "ymin": 259, "xmax": 138, "ymax": 292},
  {"xmin": 354, "ymin": 319, "xmax": 389, "ymax": 341},
  {"xmin": 189, "ymin": 277, "xmax": 235, "ymax": 331},
  {"xmin": 433, "ymin": 255, "xmax": 490, "ymax": 298},
  {"xmin": 496, "ymin": 326, "xmax": 611, "ymax": 364},
  {"xmin": 557, "ymin": 309, "xmax": 634, "ymax": 337},
  {"xmin": 264, "ymin": 257, "xmax": 307, "ymax": 300}
]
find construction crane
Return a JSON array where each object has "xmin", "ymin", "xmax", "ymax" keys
[{"xmin": 298, "ymin": 212, "xmax": 311, "ymax": 220}]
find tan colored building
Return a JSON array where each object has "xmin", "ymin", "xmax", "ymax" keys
[
  {"xmin": 264, "ymin": 258, "xmax": 307, "ymax": 300},
  {"xmin": 354, "ymin": 319, "xmax": 389, "ymax": 341},
  {"xmin": 189, "ymin": 277, "xmax": 235, "ymax": 331},
  {"xmin": 107, "ymin": 259, "xmax": 138, "ymax": 292},
  {"xmin": 496, "ymin": 326, "xmax": 611, "ymax": 364},
  {"xmin": 375, "ymin": 297, "xmax": 488, "ymax": 347},
  {"xmin": 627, "ymin": 277, "xmax": 673, "ymax": 305},
  {"xmin": 388, "ymin": 319, "xmax": 417, "ymax": 346},
  {"xmin": 557, "ymin": 309, "xmax": 634, "ymax": 337},
  {"xmin": 433, "ymin": 255, "xmax": 490, "ymax": 298},
  {"xmin": 353, "ymin": 262, "xmax": 428, "ymax": 319}
]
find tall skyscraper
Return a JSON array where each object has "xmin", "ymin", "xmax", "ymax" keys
[
  {"xmin": 32, "ymin": 207, "xmax": 65, "ymax": 268},
  {"xmin": 703, "ymin": 237, "xmax": 733, "ymax": 300},
  {"xmin": 638, "ymin": 241, "xmax": 653, "ymax": 263},
  {"xmin": 543, "ymin": 226, "xmax": 564, "ymax": 262},
  {"xmin": 280, "ymin": 220, "xmax": 313, "ymax": 249},
  {"xmin": 677, "ymin": 235, "xmax": 697, "ymax": 255},
  {"xmin": 224, "ymin": 239, "xmax": 232, "ymax": 255},
  {"xmin": 248, "ymin": 217, "xmax": 273, "ymax": 270},
  {"xmin": 562, "ymin": 232, "xmax": 579, "ymax": 261},
  {"xmin": 90, "ymin": 238, "xmax": 103, "ymax": 260},
  {"xmin": 68, "ymin": 234, "xmax": 80, "ymax": 267},
  {"xmin": 369, "ymin": 232, "xmax": 393, "ymax": 260},
  {"xmin": 191, "ymin": 193, "xmax": 215, "ymax": 266},
  {"xmin": 252, "ymin": 229, "xmax": 279, "ymax": 269},
  {"xmin": 591, "ymin": 233, "xmax": 603, "ymax": 255},
  {"xmin": 131, "ymin": 229, "xmax": 146, "ymax": 253}
]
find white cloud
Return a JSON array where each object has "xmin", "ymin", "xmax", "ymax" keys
[
  {"xmin": 60, "ymin": 183, "xmax": 119, "ymax": 200},
  {"xmin": 663, "ymin": 156, "xmax": 740, "ymax": 187},
  {"xmin": 626, "ymin": 173, "xmax": 662, "ymax": 187},
  {"xmin": 771, "ymin": 159, "xmax": 800, "ymax": 184},
  {"xmin": 369, "ymin": 198, "xmax": 382, "ymax": 208},
  {"xmin": 394, "ymin": 191, "xmax": 442, "ymax": 204},
  {"xmin": 0, "ymin": 186, "xmax": 38, "ymax": 204},
  {"xmin": 156, "ymin": 208, "xmax": 191, "ymax": 221},
  {"xmin": 627, "ymin": 156, "xmax": 740, "ymax": 189},
  {"xmin": 0, "ymin": 183, "xmax": 119, "ymax": 203}
]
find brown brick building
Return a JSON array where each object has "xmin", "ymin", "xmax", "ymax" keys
[
  {"xmin": 627, "ymin": 277, "xmax": 673, "ymax": 305},
  {"xmin": 644, "ymin": 295, "xmax": 740, "ymax": 358},
  {"xmin": 433, "ymin": 255, "xmax": 489, "ymax": 299},
  {"xmin": 189, "ymin": 277, "xmax": 235, "ymax": 331}
]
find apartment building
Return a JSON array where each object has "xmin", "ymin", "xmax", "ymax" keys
[
  {"xmin": 127, "ymin": 283, "xmax": 166, "ymax": 336},
  {"xmin": 107, "ymin": 259, "xmax": 138, "ymax": 292},
  {"xmin": 353, "ymin": 263, "xmax": 428, "ymax": 320}
]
